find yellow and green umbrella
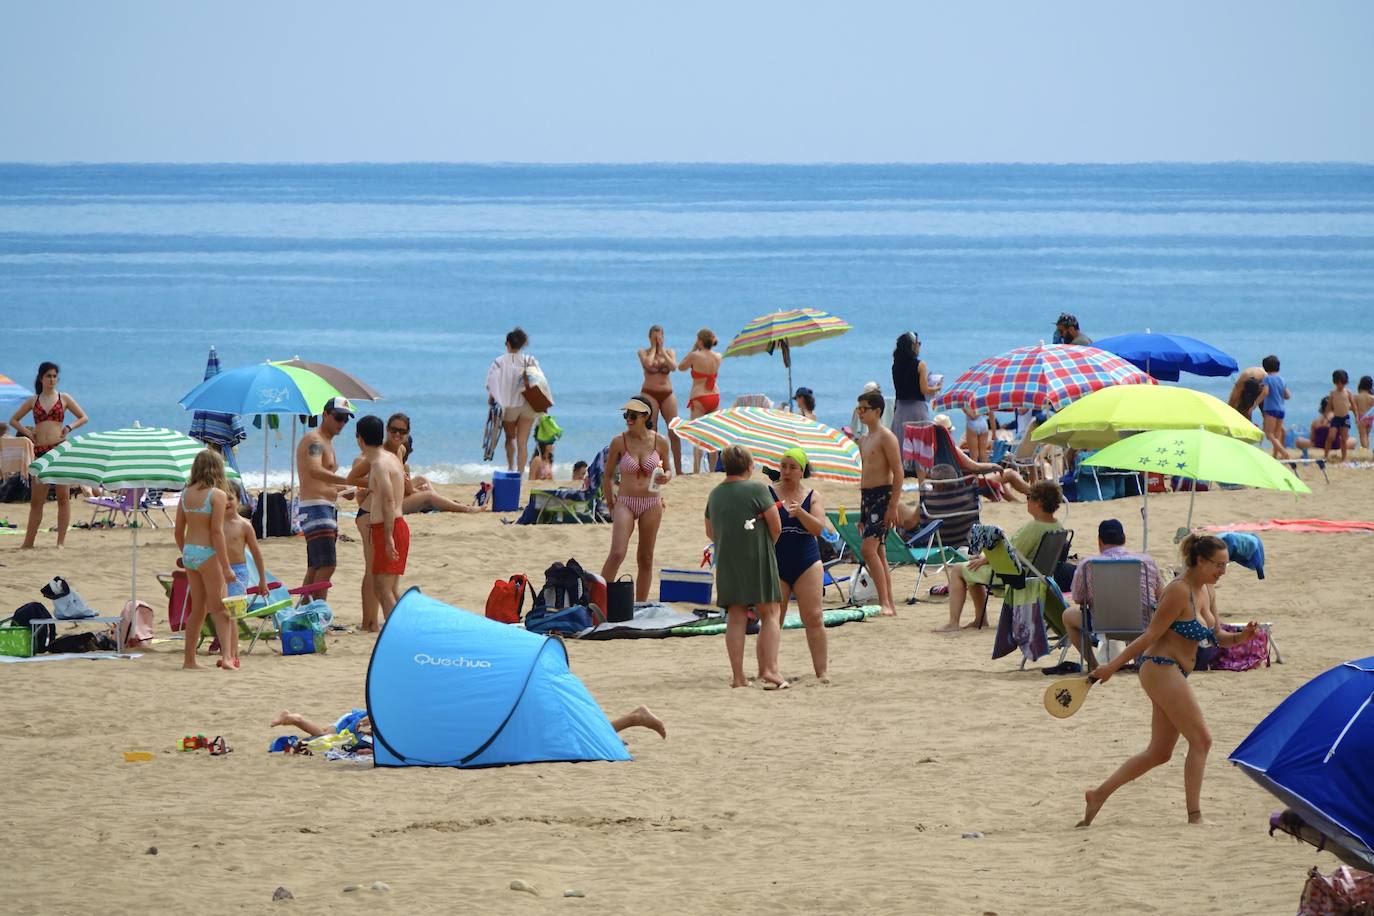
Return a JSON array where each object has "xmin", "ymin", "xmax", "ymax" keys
[
  {"xmin": 1084, "ymin": 427, "xmax": 1310, "ymax": 541},
  {"xmin": 669, "ymin": 408, "xmax": 861, "ymax": 482},
  {"xmin": 725, "ymin": 308, "xmax": 851, "ymax": 401},
  {"xmin": 1033, "ymin": 384, "xmax": 1262, "ymax": 448}
]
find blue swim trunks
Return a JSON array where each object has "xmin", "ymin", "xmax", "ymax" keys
[
  {"xmin": 227, "ymin": 562, "xmax": 251, "ymax": 597},
  {"xmin": 297, "ymin": 500, "xmax": 338, "ymax": 568}
]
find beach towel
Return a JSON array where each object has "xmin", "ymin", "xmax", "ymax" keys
[
  {"xmin": 1299, "ymin": 865, "xmax": 1374, "ymax": 915},
  {"xmin": 900, "ymin": 423, "xmax": 937, "ymax": 470},
  {"xmin": 992, "ymin": 578, "xmax": 1059, "ymax": 662},
  {"xmin": 1216, "ymin": 532, "xmax": 1265, "ymax": 579},
  {"xmin": 1205, "ymin": 519, "xmax": 1374, "ymax": 535}
]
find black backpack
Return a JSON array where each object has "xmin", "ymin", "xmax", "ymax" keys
[
  {"xmin": 6, "ymin": 602, "xmax": 53, "ymax": 654},
  {"xmin": 535, "ymin": 558, "xmax": 590, "ymax": 611},
  {"xmin": 0, "ymin": 474, "xmax": 31, "ymax": 504}
]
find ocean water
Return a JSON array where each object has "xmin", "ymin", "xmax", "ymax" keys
[{"xmin": 2, "ymin": 162, "xmax": 1372, "ymax": 484}]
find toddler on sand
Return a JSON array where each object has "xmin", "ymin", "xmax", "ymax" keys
[{"xmin": 1327, "ymin": 370, "xmax": 1356, "ymax": 462}]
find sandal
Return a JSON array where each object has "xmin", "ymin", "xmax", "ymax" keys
[
  {"xmin": 930, "ymin": 584, "xmax": 950, "ymax": 597},
  {"xmin": 209, "ymin": 736, "xmax": 233, "ymax": 756}
]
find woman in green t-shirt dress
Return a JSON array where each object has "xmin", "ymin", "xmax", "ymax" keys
[{"xmin": 705, "ymin": 445, "xmax": 786, "ymax": 689}]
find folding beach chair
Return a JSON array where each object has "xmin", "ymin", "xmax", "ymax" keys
[
  {"xmin": 972, "ymin": 525, "xmax": 1070, "ymax": 668},
  {"xmin": 1078, "ymin": 558, "xmax": 1150, "ymax": 667},
  {"xmin": 824, "ymin": 510, "xmax": 966, "ymax": 605},
  {"xmin": 515, "ymin": 488, "xmax": 604, "ymax": 524},
  {"xmin": 918, "ymin": 467, "xmax": 982, "ymax": 552}
]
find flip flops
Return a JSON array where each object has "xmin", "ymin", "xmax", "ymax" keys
[
  {"xmin": 1042, "ymin": 661, "xmax": 1082, "ymax": 677},
  {"xmin": 930, "ymin": 584, "xmax": 950, "ymax": 597},
  {"xmin": 209, "ymin": 736, "xmax": 233, "ymax": 756}
]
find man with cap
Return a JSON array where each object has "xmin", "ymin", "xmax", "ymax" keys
[
  {"xmin": 1054, "ymin": 313, "xmax": 1092, "ymax": 346},
  {"xmin": 1052, "ymin": 518, "xmax": 1162, "ymax": 674},
  {"xmin": 295, "ymin": 396, "xmax": 355, "ymax": 603}
]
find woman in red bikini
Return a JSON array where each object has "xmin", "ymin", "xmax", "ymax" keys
[
  {"xmin": 678, "ymin": 328, "xmax": 723, "ymax": 474},
  {"xmin": 8, "ymin": 362, "xmax": 88, "ymax": 549},
  {"xmin": 601, "ymin": 396, "xmax": 672, "ymax": 602},
  {"xmin": 638, "ymin": 325, "xmax": 683, "ymax": 475}
]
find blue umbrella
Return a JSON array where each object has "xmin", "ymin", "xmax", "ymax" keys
[
  {"xmin": 1230, "ymin": 657, "xmax": 1374, "ymax": 871},
  {"xmin": 187, "ymin": 346, "xmax": 247, "ymax": 448},
  {"xmin": 1092, "ymin": 331, "xmax": 1239, "ymax": 382},
  {"xmin": 0, "ymin": 372, "xmax": 28, "ymax": 407}
]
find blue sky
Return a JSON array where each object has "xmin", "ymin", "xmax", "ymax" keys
[{"xmin": 2, "ymin": 1, "xmax": 1370, "ymax": 162}]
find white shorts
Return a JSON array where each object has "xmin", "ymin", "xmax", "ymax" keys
[{"xmin": 501, "ymin": 401, "xmax": 538, "ymax": 424}]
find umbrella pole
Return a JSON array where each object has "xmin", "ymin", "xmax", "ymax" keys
[
  {"xmin": 289, "ymin": 416, "xmax": 297, "ymax": 502},
  {"xmin": 128, "ymin": 490, "xmax": 139, "ymax": 657},
  {"xmin": 1186, "ymin": 481, "xmax": 1197, "ymax": 534},
  {"xmin": 1142, "ymin": 479, "xmax": 1149, "ymax": 551},
  {"xmin": 261, "ymin": 416, "xmax": 269, "ymax": 539}
]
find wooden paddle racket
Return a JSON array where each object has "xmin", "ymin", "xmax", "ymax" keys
[{"xmin": 1044, "ymin": 676, "xmax": 1097, "ymax": 719}]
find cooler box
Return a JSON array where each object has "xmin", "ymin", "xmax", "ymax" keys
[
  {"xmin": 492, "ymin": 471, "xmax": 522, "ymax": 512},
  {"xmin": 281, "ymin": 630, "xmax": 326, "ymax": 656},
  {"xmin": 659, "ymin": 568, "xmax": 713, "ymax": 604}
]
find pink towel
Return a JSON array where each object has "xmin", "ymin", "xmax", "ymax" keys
[
  {"xmin": 0, "ymin": 437, "xmax": 35, "ymax": 479},
  {"xmin": 1205, "ymin": 519, "xmax": 1374, "ymax": 534}
]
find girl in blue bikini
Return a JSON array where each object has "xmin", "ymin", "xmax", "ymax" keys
[
  {"xmin": 1078, "ymin": 534, "xmax": 1258, "ymax": 828},
  {"xmin": 174, "ymin": 450, "xmax": 237, "ymax": 671}
]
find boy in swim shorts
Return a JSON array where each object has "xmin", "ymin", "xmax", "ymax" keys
[
  {"xmin": 856, "ymin": 389, "xmax": 903, "ymax": 617},
  {"xmin": 357, "ymin": 414, "xmax": 409, "ymax": 620},
  {"xmin": 1327, "ymin": 369, "xmax": 1355, "ymax": 462}
]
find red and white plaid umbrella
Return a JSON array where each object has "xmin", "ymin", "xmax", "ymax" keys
[{"xmin": 932, "ymin": 344, "xmax": 1155, "ymax": 413}]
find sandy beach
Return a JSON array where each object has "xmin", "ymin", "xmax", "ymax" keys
[{"xmin": 0, "ymin": 463, "xmax": 1366, "ymax": 915}]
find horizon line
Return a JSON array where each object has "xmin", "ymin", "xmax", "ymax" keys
[{"xmin": 1, "ymin": 158, "xmax": 1372, "ymax": 168}]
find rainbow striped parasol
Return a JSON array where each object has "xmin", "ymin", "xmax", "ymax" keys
[
  {"xmin": 669, "ymin": 408, "xmax": 861, "ymax": 482},
  {"xmin": 724, "ymin": 308, "xmax": 852, "ymax": 401},
  {"xmin": 0, "ymin": 372, "xmax": 28, "ymax": 405}
]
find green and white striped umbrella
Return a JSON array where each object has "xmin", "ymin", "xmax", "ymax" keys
[{"xmin": 29, "ymin": 424, "xmax": 239, "ymax": 489}]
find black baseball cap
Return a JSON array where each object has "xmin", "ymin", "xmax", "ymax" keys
[{"xmin": 1098, "ymin": 518, "xmax": 1125, "ymax": 545}]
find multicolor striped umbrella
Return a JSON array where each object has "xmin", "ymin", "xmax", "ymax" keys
[
  {"xmin": 724, "ymin": 308, "xmax": 852, "ymax": 401},
  {"xmin": 178, "ymin": 361, "xmax": 343, "ymax": 416},
  {"xmin": 30, "ymin": 425, "xmax": 241, "ymax": 489},
  {"xmin": 271, "ymin": 358, "xmax": 382, "ymax": 401},
  {"xmin": 188, "ymin": 346, "xmax": 247, "ymax": 448},
  {"xmin": 932, "ymin": 344, "xmax": 1155, "ymax": 413},
  {"xmin": 669, "ymin": 408, "xmax": 861, "ymax": 482},
  {"xmin": 30, "ymin": 425, "xmax": 240, "ymax": 629},
  {"xmin": 0, "ymin": 372, "xmax": 28, "ymax": 405}
]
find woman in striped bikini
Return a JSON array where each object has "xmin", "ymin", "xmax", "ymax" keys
[{"xmin": 601, "ymin": 396, "xmax": 673, "ymax": 603}]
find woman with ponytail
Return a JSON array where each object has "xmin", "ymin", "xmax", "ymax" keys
[{"xmin": 1076, "ymin": 533, "xmax": 1259, "ymax": 828}]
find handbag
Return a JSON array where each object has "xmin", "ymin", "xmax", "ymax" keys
[{"xmin": 521, "ymin": 357, "xmax": 553, "ymax": 413}]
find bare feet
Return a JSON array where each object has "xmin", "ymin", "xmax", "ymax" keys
[
  {"xmin": 933, "ymin": 623, "xmax": 963, "ymax": 633},
  {"xmin": 271, "ymin": 711, "xmax": 294, "ymax": 727},
  {"xmin": 879, "ymin": 606, "xmax": 898, "ymax": 617},
  {"xmin": 625, "ymin": 705, "xmax": 667, "ymax": 739},
  {"xmin": 1188, "ymin": 809, "xmax": 1204, "ymax": 825},
  {"xmin": 1076, "ymin": 788, "xmax": 1105, "ymax": 828},
  {"xmin": 962, "ymin": 615, "xmax": 988, "ymax": 629},
  {"xmin": 181, "ymin": 663, "xmax": 203, "ymax": 670},
  {"xmin": 730, "ymin": 677, "xmax": 750, "ymax": 688},
  {"xmin": 760, "ymin": 672, "xmax": 790, "ymax": 690}
]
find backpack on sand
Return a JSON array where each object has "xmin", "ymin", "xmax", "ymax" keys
[{"xmin": 485, "ymin": 575, "xmax": 531, "ymax": 624}]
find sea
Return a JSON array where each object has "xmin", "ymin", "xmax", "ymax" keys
[{"xmin": 2, "ymin": 162, "xmax": 1372, "ymax": 485}]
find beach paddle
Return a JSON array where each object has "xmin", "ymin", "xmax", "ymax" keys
[{"xmin": 1044, "ymin": 676, "xmax": 1097, "ymax": 719}]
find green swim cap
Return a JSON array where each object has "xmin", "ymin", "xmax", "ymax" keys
[{"xmin": 781, "ymin": 447, "xmax": 809, "ymax": 470}]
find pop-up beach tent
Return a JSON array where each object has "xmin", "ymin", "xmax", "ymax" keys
[{"xmin": 366, "ymin": 589, "xmax": 631, "ymax": 768}]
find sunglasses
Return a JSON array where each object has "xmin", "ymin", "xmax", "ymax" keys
[
  {"xmin": 388, "ymin": 426, "xmax": 409, "ymax": 435},
  {"xmin": 329, "ymin": 412, "xmax": 352, "ymax": 423},
  {"xmin": 623, "ymin": 410, "xmax": 649, "ymax": 421}
]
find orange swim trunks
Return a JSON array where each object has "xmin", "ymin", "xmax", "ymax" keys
[{"xmin": 370, "ymin": 517, "xmax": 410, "ymax": 575}]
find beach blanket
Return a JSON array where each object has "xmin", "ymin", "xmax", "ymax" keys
[
  {"xmin": 580, "ymin": 604, "xmax": 882, "ymax": 639},
  {"xmin": 1205, "ymin": 519, "xmax": 1374, "ymax": 535},
  {"xmin": 0, "ymin": 652, "xmax": 141, "ymax": 664},
  {"xmin": 900, "ymin": 424, "xmax": 937, "ymax": 470}
]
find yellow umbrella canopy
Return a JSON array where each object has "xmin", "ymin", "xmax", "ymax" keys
[{"xmin": 1033, "ymin": 385, "xmax": 1263, "ymax": 448}]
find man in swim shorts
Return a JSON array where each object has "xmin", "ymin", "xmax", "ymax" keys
[
  {"xmin": 856, "ymin": 389, "xmax": 903, "ymax": 617},
  {"xmin": 357, "ymin": 414, "xmax": 409, "ymax": 620},
  {"xmin": 295, "ymin": 397, "xmax": 355, "ymax": 603}
]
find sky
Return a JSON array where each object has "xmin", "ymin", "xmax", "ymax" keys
[{"xmin": 1, "ymin": 1, "xmax": 1371, "ymax": 163}]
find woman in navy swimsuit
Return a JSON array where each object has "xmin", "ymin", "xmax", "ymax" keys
[
  {"xmin": 1077, "ymin": 533, "xmax": 1258, "ymax": 828},
  {"xmin": 769, "ymin": 447, "xmax": 830, "ymax": 682}
]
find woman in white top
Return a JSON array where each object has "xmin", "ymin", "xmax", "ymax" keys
[{"xmin": 485, "ymin": 328, "xmax": 544, "ymax": 473}]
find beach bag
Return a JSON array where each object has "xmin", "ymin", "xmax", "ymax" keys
[
  {"xmin": 850, "ymin": 568, "xmax": 878, "ymax": 603},
  {"xmin": 606, "ymin": 575, "xmax": 635, "ymax": 623},
  {"xmin": 485, "ymin": 574, "xmax": 531, "ymax": 624},
  {"xmin": 1200, "ymin": 623, "xmax": 1272, "ymax": 671},
  {"xmin": 47, "ymin": 632, "xmax": 102, "ymax": 654},
  {"xmin": 522, "ymin": 358, "xmax": 553, "ymax": 413},
  {"xmin": 0, "ymin": 473, "xmax": 30, "ymax": 503},
  {"xmin": 524, "ymin": 604, "xmax": 600, "ymax": 635},
  {"xmin": 6, "ymin": 602, "xmax": 53, "ymax": 654},
  {"xmin": 40, "ymin": 576, "xmax": 98, "ymax": 619},
  {"xmin": 534, "ymin": 413, "xmax": 563, "ymax": 444},
  {"xmin": 118, "ymin": 599, "xmax": 155, "ymax": 649}
]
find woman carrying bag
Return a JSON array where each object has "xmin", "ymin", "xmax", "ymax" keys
[{"xmin": 485, "ymin": 327, "xmax": 552, "ymax": 473}]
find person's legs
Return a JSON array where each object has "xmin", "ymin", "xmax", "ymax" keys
[
  {"xmin": 725, "ymin": 604, "xmax": 749, "ymax": 687},
  {"xmin": 600, "ymin": 503, "xmax": 636, "ymax": 584},
  {"xmin": 52, "ymin": 486, "xmax": 69, "ymax": 543},
  {"xmin": 965, "ymin": 584, "xmax": 989, "ymax": 628},
  {"xmin": 609, "ymin": 705, "xmax": 667, "ymax": 738},
  {"xmin": 356, "ymin": 514, "xmax": 380, "ymax": 632},
  {"xmin": 21, "ymin": 482, "xmax": 47, "ymax": 549},
  {"xmin": 271, "ymin": 711, "xmax": 330, "ymax": 736},
  {"xmin": 937, "ymin": 563, "xmax": 969, "ymax": 630},
  {"xmin": 1078, "ymin": 666, "xmax": 1187, "ymax": 827},
  {"xmin": 793, "ymin": 563, "xmax": 828, "ymax": 680},
  {"xmin": 1144, "ymin": 663, "xmax": 1212, "ymax": 822},
  {"xmin": 375, "ymin": 573, "xmax": 400, "ymax": 619},
  {"xmin": 182, "ymin": 567, "xmax": 208, "ymax": 669},
  {"xmin": 1061, "ymin": 606, "xmax": 1097, "ymax": 669},
  {"xmin": 502, "ymin": 419, "xmax": 519, "ymax": 471},
  {"xmin": 514, "ymin": 414, "xmax": 535, "ymax": 477},
  {"xmin": 861, "ymin": 536, "xmax": 896, "ymax": 616},
  {"xmin": 658, "ymin": 392, "xmax": 683, "ymax": 476},
  {"xmin": 402, "ymin": 490, "xmax": 470, "ymax": 513},
  {"xmin": 197, "ymin": 566, "xmax": 234, "ymax": 671},
  {"xmin": 632, "ymin": 504, "xmax": 664, "ymax": 602},
  {"xmin": 1000, "ymin": 468, "xmax": 1032, "ymax": 497},
  {"xmin": 688, "ymin": 398, "xmax": 710, "ymax": 474},
  {"xmin": 754, "ymin": 602, "xmax": 787, "ymax": 688}
]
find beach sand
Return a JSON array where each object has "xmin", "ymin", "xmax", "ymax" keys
[{"xmin": 1, "ymin": 466, "xmax": 1367, "ymax": 914}]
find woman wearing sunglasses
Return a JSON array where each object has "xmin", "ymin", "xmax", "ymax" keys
[{"xmin": 601, "ymin": 396, "xmax": 673, "ymax": 602}]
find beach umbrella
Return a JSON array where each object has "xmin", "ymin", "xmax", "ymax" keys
[
  {"xmin": 188, "ymin": 346, "xmax": 247, "ymax": 449},
  {"xmin": 932, "ymin": 344, "xmax": 1154, "ymax": 413},
  {"xmin": 270, "ymin": 357, "xmax": 382, "ymax": 497},
  {"xmin": 724, "ymin": 308, "xmax": 852, "ymax": 402},
  {"xmin": 669, "ymin": 408, "xmax": 862, "ymax": 482},
  {"xmin": 0, "ymin": 372, "xmax": 29, "ymax": 408},
  {"xmin": 178, "ymin": 361, "xmax": 345, "ymax": 536},
  {"xmin": 1092, "ymin": 330, "xmax": 1239, "ymax": 382},
  {"xmin": 1083, "ymin": 427, "xmax": 1309, "ymax": 543},
  {"xmin": 30, "ymin": 425, "xmax": 241, "ymax": 626},
  {"xmin": 1032, "ymin": 385, "xmax": 1264, "ymax": 449},
  {"xmin": 1230, "ymin": 657, "xmax": 1374, "ymax": 872}
]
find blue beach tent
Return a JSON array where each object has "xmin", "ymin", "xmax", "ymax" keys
[
  {"xmin": 366, "ymin": 588, "xmax": 631, "ymax": 769},
  {"xmin": 1230, "ymin": 656, "xmax": 1374, "ymax": 871}
]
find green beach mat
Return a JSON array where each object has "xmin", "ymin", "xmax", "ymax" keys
[{"xmin": 667, "ymin": 604, "xmax": 881, "ymax": 637}]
